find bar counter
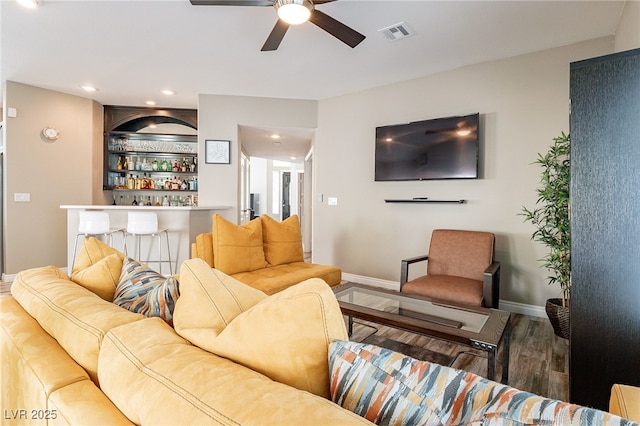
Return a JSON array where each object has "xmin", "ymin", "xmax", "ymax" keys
[{"xmin": 61, "ymin": 205, "xmax": 231, "ymax": 273}]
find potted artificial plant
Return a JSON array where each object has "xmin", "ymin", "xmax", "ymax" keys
[{"xmin": 521, "ymin": 132, "xmax": 571, "ymax": 339}]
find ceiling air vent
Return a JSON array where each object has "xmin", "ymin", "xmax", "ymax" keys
[{"xmin": 378, "ymin": 22, "xmax": 413, "ymax": 41}]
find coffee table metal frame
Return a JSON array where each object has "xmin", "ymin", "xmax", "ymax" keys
[{"xmin": 333, "ymin": 282, "xmax": 511, "ymax": 384}]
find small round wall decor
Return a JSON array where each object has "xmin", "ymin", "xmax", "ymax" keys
[{"xmin": 42, "ymin": 127, "xmax": 60, "ymax": 141}]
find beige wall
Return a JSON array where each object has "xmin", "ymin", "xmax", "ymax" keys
[
  {"xmin": 313, "ymin": 38, "xmax": 614, "ymax": 308},
  {"xmin": 3, "ymin": 81, "xmax": 102, "ymax": 274},
  {"xmin": 615, "ymin": 0, "xmax": 640, "ymax": 52},
  {"xmin": 197, "ymin": 94, "xmax": 317, "ymax": 222}
]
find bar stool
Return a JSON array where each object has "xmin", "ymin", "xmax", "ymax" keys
[
  {"xmin": 72, "ymin": 211, "xmax": 124, "ymax": 268},
  {"xmin": 122, "ymin": 212, "xmax": 173, "ymax": 275}
]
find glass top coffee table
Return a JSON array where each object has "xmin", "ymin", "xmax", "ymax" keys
[{"xmin": 334, "ymin": 282, "xmax": 511, "ymax": 384}]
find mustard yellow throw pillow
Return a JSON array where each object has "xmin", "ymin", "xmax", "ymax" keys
[
  {"xmin": 261, "ymin": 214, "xmax": 304, "ymax": 266},
  {"xmin": 71, "ymin": 253, "xmax": 123, "ymax": 301},
  {"xmin": 173, "ymin": 258, "xmax": 347, "ymax": 399},
  {"xmin": 72, "ymin": 237, "xmax": 124, "ymax": 274},
  {"xmin": 212, "ymin": 214, "xmax": 266, "ymax": 275},
  {"xmin": 70, "ymin": 237, "xmax": 125, "ymax": 301},
  {"xmin": 174, "ymin": 258, "xmax": 267, "ymax": 342}
]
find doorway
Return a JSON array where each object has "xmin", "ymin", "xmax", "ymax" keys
[
  {"xmin": 281, "ymin": 171, "xmax": 291, "ymax": 220},
  {"xmin": 238, "ymin": 125, "xmax": 314, "ymax": 255}
]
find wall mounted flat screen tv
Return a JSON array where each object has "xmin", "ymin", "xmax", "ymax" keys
[{"xmin": 375, "ymin": 113, "xmax": 479, "ymax": 181}]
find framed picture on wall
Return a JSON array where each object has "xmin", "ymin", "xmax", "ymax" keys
[{"xmin": 205, "ymin": 140, "xmax": 231, "ymax": 164}]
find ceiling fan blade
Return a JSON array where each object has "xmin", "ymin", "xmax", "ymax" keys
[
  {"xmin": 189, "ymin": 0, "xmax": 273, "ymax": 6},
  {"xmin": 308, "ymin": 9, "xmax": 365, "ymax": 48},
  {"xmin": 261, "ymin": 19, "xmax": 290, "ymax": 51}
]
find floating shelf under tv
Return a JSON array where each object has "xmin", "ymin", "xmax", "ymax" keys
[{"xmin": 384, "ymin": 199, "xmax": 467, "ymax": 204}]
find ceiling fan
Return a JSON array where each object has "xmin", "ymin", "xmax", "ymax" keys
[{"xmin": 189, "ymin": 0, "xmax": 366, "ymax": 51}]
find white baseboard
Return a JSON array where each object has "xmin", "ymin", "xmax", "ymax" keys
[
  {"xmin": 2, "ymin": 273, "xmax": 16, "ymax": 282},
  {"xmin": 341, "ymin": 272, "xmax": 547, "ymax": 318},
  {"xmin": 2, "ymin": 267, "xmax": 69, "ymax": 283}
]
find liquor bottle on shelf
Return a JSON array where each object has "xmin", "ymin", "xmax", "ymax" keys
[
  {"xmin": 190, "ymin": 157, "xmax": 197, "ymax": 172},
  {"xmin": 145, "ymin": 196, "xmax": 152, "ymax": 206},
  {"xmin": 117, "ymin": 156, "xmax": 123, "ymax": 170},
  {"xmin": 162, "ymin": 195, "xmax": 169, "ymax": 206},
  {"xmin": 132, "ymin": 196, "xmax": 138, "ymax": 206}
]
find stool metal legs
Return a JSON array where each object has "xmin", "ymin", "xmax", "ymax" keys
[{"xmin": 123, "ymin": 231, "xmax": 173, "ymax": 275}]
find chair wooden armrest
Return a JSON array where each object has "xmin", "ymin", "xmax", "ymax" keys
[
  {"xmin": 400, "ymin": 255, "xmax": 429, "ymax": 289},
  {"xmin": 483, "ymin": 261, "xmax": 501, "ymax": 308}
]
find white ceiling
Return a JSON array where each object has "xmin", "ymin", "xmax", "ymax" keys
[{"xmin": 1, "ymin": 0, "xmax": 627, "ymax": 160}]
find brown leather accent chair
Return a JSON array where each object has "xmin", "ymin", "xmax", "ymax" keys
[{"xmin": 400, "ymin": 229, "xmax": 500, "ymax": 308}]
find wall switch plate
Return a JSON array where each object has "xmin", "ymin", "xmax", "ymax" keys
[
  {"xmin": 328, "ymin": 197, "xmax": 338, "ymax": 206},
  {"xmin": 8, "ymin": 107, "xmax": 17, "ymax": 118},
  {"xmin": 14, "ymin": 193, "xmax": 30, "ymax": 202}
]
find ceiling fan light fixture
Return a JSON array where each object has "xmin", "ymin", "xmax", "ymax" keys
[
  {"xmin": 275, "ymin": 0, "xmax": 313, "ymax": 25},
  {"xmin": 17, "ymin": 0, "xmax": 39, "ymax": 8}
]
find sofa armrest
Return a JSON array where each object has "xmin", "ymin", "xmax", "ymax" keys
[
  {"xmin": 400, "ymin": 255, "xmax": 429, "ymax": 289},
  {"xmin": 610, "ymin": 384, "xmax": 640, "ymax": 422},
  {"xmin": 191, "ymin": 233, "xmax": 214, "ymax": 268}
]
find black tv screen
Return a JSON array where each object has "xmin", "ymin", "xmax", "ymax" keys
[{"xmin": 375, "ymin": 113, "xmax": 479, "ymax": 181}]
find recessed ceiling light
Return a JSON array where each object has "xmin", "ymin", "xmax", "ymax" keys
[
  {"xmin": 161, "ymin": 89, "xmax": 174, "ymax": 96},
  {"xmin": 17, "ymin": 0, "xmax": 39, "ymax": 9},
  {"xmin": 290, "ymin": 156, "xmax": 297, "ymax": 160},
  {"xmin": 146, "ymin": 100, "xmax": 156, "ymax": 106},
  {"xmin": 270, "ymin": 134, "xmax": 281, "ymax": 139},
  {"xmin": 81, "ymin": 85, "xmax": 98, "ymax": 92}
]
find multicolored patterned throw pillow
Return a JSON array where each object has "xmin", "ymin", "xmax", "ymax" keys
[
  {"xmin": 328, "ymin": 340, "xmax": 636, "ymax": 426},
  {"xmin": 113, "ymin": 257, "xmax": 180, "ymax": 325}
]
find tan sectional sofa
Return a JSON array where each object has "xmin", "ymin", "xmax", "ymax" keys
[
  {"xmin": 1, "ymin": 261, "xmax": 371, "ymax": 425},
  {"xmin": 2, "ymin": 237, "xmax": 638, "ymax": 425},
  {"xmin": 191, "ymin": 214, "xmax": 341, "ymax": 295}
]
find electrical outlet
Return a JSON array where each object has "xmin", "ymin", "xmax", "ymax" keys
[
  {"xmin": 14, "ymin": 193, "xmax": 30, "ymax": 202},
  {"xmin": 328, "ymin": 197, "xmax": 338, "ymax": 206}
]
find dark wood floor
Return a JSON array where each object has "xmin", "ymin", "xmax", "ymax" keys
[{"xmin": 349, "ymin": 312, "xmax": 569, "ymax": 402}]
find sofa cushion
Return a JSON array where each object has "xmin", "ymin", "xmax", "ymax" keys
[
  {"xmin": 71, "ymin": 236, "xmax": 124, "ymax": 275},
  {"xmin": 329, "ymin": 340, "xmax": 635, "ymax": 426},
  {"xmin": 71, "ymin": 253, "xmax": 123, "ymax": 301},
  {"xmin": 48, "ymin": 379, "xmax": 135, "ymax": 425},
  {"xmin": 113, "ymin": 257, "xmax": 180, "ymax": 325},
  {"xmin": 194, "ymin": 232, "xmax": 214, "ymax": 267},
  {"xmin": 174, "ymin": 258, "xmax": 267, "ymax": 342},
  {"xmin": 70, "ymin": 237, "xmax": 125, "ymax": 301},
  {"xmin": 11, "ymin": 266, "xmax": 143, "ymax": 384},
  {"xmin": 232, "ymin": 262, "xmax": 342, "ymax": 295},
  {"xmin": 261, "ymin": 214, "xmax": 304, "ymax": 266},
  {"xmin": 1, "ymin": 295, "xmax": 91, "ymax": 415},
  {"xmin": 212, "ymin": 214, "xmax": 266, "ymax": 275},
  {"xmin": 99, "ymin": 318, "xmax": 372, "ymax": 425},
  {"xmin": 173, "ymin": 259, "xmax": 347, "ymax": 398}
]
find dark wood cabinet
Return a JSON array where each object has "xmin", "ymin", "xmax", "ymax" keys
[{"xmin": 569, "ymin": 48, "xmax": 640, "ymax": 410}]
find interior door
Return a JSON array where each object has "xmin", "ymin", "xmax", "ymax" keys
[
  {"xmin": 281, "ymin": 171, "xmax": 291, "ymax": 220},
  {"xmin": 240, "ymin": 153, "xmax": 250, "ymax": 224}
]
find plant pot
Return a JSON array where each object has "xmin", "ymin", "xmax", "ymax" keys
[{"xmin": 545, "ymin": 298, "xmax": 570, "ymax": 339}]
